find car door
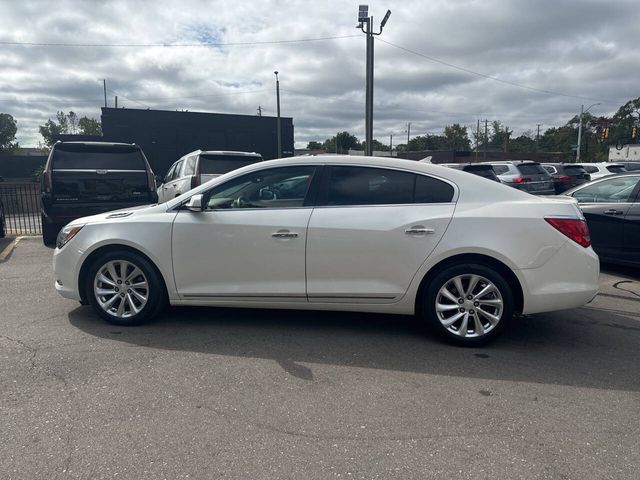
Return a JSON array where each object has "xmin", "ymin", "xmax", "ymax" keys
[
  {"xmin": 621, "ymin": 179, "xmax": 640, "ymax": 264},
  {"xmin": 174, "ymin": 156, "xmax": 195, "ymax": 196},
  {"xmin": 171, "ymin": 165, "xmax": 319, "ymax": 300},
  {"xmin": 306, "ymin": 165, "xmax": 456, "ymax": 302},
  {"xmin": 569, "ymin": 176, "xmax": 640, "ymax": 259}
]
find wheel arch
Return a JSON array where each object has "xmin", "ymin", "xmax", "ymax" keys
[
  {"xmin": 415, "ymin": 253, "xmax": 524, "ymax": 315},
  {"xmin": 78, "ymin": 243, "xmax": 169, "ymax": 305}
]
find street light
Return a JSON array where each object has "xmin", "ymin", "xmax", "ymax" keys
[
  {"xmin": 358, "ymin": 5, "xmax": 391, "ymax": 156},
  {"xmin": 576, "ymin": 103, "xmax": 600, "ymax": 163}
]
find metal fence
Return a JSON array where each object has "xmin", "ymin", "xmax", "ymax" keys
[{"xmin": 0, "ymin": 182, "xmax": 42, "ymax": 236}]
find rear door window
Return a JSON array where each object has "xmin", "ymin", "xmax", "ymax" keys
[
  {"xmin": 572, "ymin": 177, "xmax": 640, "ymax": 203},
  {"xmin": 199, "ymin": 154, "xmax": 262, "ymax": 175},
  {"xmin": 606, "ymin": 165, "xmax": 626, "ymax": 174},
  {"xmin": 323, "ymin": 166, "xmax": 454, "ymax": 206},
  {"xmin": 52, "ymin": 144, "xmax": 146, "ymax": 170},
  {"xmin": 491, "ymin": 165, "xmax": 509, "ymax": 174}
]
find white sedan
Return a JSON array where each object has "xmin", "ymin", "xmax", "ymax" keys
[{"xmin": 53, "ymin": 156, "xmax": 599, "ymax": 346}]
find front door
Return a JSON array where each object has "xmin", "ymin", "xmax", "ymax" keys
[
  {"xmin": 171, "ymin": 165, "xmax": 318, "ymax": 300},
  {"xmin": 571, "ymin": 176, "xmax": 640, "ymax": 259},
  {"xmin": 306, "ymin": 165, "xmax": 456, "ymax": 302}
]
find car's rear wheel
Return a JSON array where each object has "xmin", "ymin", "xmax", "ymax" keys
[
  {"xmin": 86, "ymin": 250, "xmax": 166, "ymax": 325},
  {"xmin": 422, "ymin": 263, "xmax": 514, "ymax": 346}
]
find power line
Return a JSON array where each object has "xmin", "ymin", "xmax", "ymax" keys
[
  {"xmin": 376, "ymin": 37, "xmax": 622, "ymax": 105},
  {"xmin": 0, "ymin": 35, "xmax": 359, "ymax": 48}
]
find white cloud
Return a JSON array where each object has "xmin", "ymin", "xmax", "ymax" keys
[{"xmin": 0, "ymin": 0, "xmax": 638, "ymax": 147}]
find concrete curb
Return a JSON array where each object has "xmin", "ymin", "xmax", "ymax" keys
[{"xmin": 0, "ymin": 236, "xmax": 22, "ymax": 262}]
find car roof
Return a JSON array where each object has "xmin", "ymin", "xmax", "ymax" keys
[{"xmin": 480, "ymin": 160, "xmax": 539, "ymax": 165}]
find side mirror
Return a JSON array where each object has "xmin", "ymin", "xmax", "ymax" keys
[{"xmin": 185, "ymin": 194, "xmax": 203, "ymax": 212}]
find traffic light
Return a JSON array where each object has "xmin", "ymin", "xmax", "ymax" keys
[{"xmin": 632, "ymin": 126, "xmax": 638, "ymax": 139}]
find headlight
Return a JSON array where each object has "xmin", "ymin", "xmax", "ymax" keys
[{"xmin": 56, "ymin": 224, "xmax": 84, "ymax": 249}]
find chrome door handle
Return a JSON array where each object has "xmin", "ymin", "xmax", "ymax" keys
[
  {"xmin": 405, "ymin": 227, "xmax": 435, "ymax": 235},
  {"xmin": 603, "ymin": 209, "xmax": 623, "ymax": 215},
  {"xmin": 272, "ymin": 231, "xmax": 299, "ymax": 239}
]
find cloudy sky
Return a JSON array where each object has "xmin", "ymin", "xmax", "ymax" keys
[{"xmin": 1, "ymin": 0, "xmax": 639, "ymax": 148}]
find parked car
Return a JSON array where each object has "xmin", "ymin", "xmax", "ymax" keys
[
  {"xmin": 441, "ymin": 163, "xmax": 501, "ymax": 182},
  {"xmin": 157, "ymin": 150, "xmax": 263, "ymax": 203},
  {"xmin": 615, "ymin": 161, "xmax": 640, "ymax": 172},
  {"xmin": 579, "ymin": 162, "xmax": 627, "ymax": 180},
  {"xmin": 41, "ymin": 142, "xmax": 158, "ymax": 246},
  {"xmin": 480, "ymin": 161, "xmax": 555, "ymax": 195},
  {"xmin": 542, "ymin": 163, "xmax": 591, "ymax": 193},
  {"xmin": 53, "ymin": 156, "xmax": 599, "ymax": 346},
  {"xmin": 563, "ymin": 172, "xmax": 640, "ymax": 266}
]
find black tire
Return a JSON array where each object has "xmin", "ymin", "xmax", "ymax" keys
[
  {"xmin": 85, "ymin": 249, "xmax": 167, "ymax": 326},
  {"xmin": 42, "ymin": 216, "xmax": 58, "ymax": 246},
  {"xmin": 421, "ymin": 263, "xmax": 514, "ymax": 346}
]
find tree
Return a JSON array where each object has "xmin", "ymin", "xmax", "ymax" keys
[
  {"xmin": 78, "ymin": 117, "xmax": 102, "ymax": 135},
  {"xmin": 306, "ymin": 141, "xmax": 322, "ymax": 150},
  {"xmin": 489, "ymin": 121, "xmax": 513, "ymax": 152},
  {"xmin": 322, "ymin": 131, "xmax": 362, "ymax": 154},
  {"xmin": 362, "ymin": 139, "xmax": 389, "ymax": 152},
  {"xmin": 443, "ymin": 123, "xmax": 471, "ymax": 151},
  {"xmin": 509, "ymin": 131, "xmax": 537, "ymax": 153},
  {"xmin": 0, "ymin": 113, "xmax": 19, "ymax": 151},
  {"xmin": 39, "ymin": 111, "xmax": 102, "ymax": 146}
]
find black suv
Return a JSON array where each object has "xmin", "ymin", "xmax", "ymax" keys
[
  {"xmin": 542, "ymin": 163, "xmax": 591, "ymax": 193},
  {"xmin": 441, "ymin": 163, "xmax": 501, "ymax": 182},
  {"xmin": 41, "ymin": 142, "xmax": 158, "ymax": 245}
]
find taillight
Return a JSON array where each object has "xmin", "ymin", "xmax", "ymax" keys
[
  {"xmin": 43, "ymin": 168, "xmax": 52, "ymax": 193},
  {"xmin": 147, "ymin": 169, "xmax": 156, "ymax": 190},
  {"xmin": 558, "ymin": 175, "xmax": 572, "ymax": 182},
  {"xmin": 513, "ymin": 177, "xmax": 531, "ymax": 183},
  {"xmin": 190, "ymin": 175, "xmax": 200, "ymax": 189},
  {"xmin": 545, "ymin": 217, "xmax": 591, "ymax": 248}
]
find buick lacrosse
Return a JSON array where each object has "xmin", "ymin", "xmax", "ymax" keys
[{"xmin": 53, "ymin": 156, "xmax": 599, "ymax": 345}]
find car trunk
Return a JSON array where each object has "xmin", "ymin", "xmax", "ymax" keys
[{"xmin": 517, "ymin": 163, "xmax": 554, "ymax": 191}]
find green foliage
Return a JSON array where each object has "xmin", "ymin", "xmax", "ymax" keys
[
  {"xmin": 39, "ymin": 111, "xmax": 102, "ymax": 147},
  {"xmin": 443, "ymin": 123, "xmax": 471, "ymax": 150},
  {"xmin": 323, "ymin": 131, "xmax": 362, "ymax": 153},
  {"xmin": 0, "ymin": 113, "xmax": 19, "ymax": 151},
  {"xmin": 306, "ymin": 141, "xmax": 322, "ymax": 150}
]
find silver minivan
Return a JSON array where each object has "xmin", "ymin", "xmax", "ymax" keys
[{"xmin": 481, "ymin": 161, "xmax": 554, "ymax": 195}]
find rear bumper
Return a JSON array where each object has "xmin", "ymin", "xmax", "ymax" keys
[{"xmin": 518, "ymin": 240, "xmax": 599, "ymax": 314}]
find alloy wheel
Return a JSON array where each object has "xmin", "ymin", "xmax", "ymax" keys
[
  {"xmin": 435, "ymin": 274, "xmax": 504, "ymax": 338},
  {"xmin": 93, "ymin": 260, "xmax": 149, "ymax": 318}
]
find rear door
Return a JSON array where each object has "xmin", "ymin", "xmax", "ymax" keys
[
  {"xmin": 306, "ymin": 165, "xmax": 456, "ymax": 302},
  {"xmin": 50, "ymin": 144, "xmax": 153, "ymax": 220}
]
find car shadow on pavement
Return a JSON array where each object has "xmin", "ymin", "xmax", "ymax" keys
[{"xmin": 68, "ymin": 304, "xmax": 640, "ymax": 391}]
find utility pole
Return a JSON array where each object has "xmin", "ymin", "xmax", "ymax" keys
[
  {"xmin": 257, "ymin": 106, "xmax": 262, "ymax": 117},
  {"xmin": 336, "ymin": 132, "xmax": 339, "ymax": 154},
  {"xmin": 115, "ymin": 96, "xmax": 118, "ymax": 109},
  {"xmin": 389, "ymin": 134, "xmax": 393, "ymax": 156},
  {"xmin": 358, "ymin": 6, "xmax": 391, "ymax": 156},
  {"xmin": 577, "ymin": 103, "xmax": 600, "ymax": 163},
  {"xmin": 406, "ymin": 122, "xmax": 411, "ymax": 147},
  {"xmin": 103, "ymin": 79, "xmax": 107, "ymax": 108},
  {"xmin": 274, "ymin": 71, "xmax": 282, "ymax": 159},
  {"xmin": 476, "ymin": 119, "xmax": 480, "ymax": 161},
  {"xmin": 536, "ymin": 123, "xmax": 541, "ymax": 152},
  {"xmin": 484, "ymin": 119, "xmax": 488, "ymax": 161}
]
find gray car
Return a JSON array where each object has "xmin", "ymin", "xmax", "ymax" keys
[{"xmin": 481, "ymin": 161, "xmax": 555, "ymax": 195}]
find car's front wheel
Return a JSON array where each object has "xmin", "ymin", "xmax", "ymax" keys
[
  {"xmin": 422, "ymin": 263, "xmax": 514, "ymax": 346},
  {"xmin": 86, "ymin": 250, "xmax": 166, "ymax": 325}
]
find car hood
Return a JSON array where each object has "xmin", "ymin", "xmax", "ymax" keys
[{"xmin": 66, "ymin": 203, "xmax": 162, "ymax": 226}]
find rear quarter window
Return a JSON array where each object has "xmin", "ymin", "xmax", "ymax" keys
[
  {"xmin": 52, "ymin": 145, "xmax": 146, "ymax": 170},
  {"xmin": 414, "ymin": 175, "xmax": 455, "ymax": 203},
  {"xmin": 491, "ymin": 165, "xmax": 510, "ymax": 175},
  {"xmin": 199, "ymin": 154, "xmax": 263, "ymax": 175}
]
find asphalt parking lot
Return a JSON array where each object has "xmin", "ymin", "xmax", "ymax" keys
[{"xmin": 1, "ymin": 238, "xmax": 639, "ymax": 479}]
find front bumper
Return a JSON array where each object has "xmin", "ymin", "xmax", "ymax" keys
[{"xmin": 53, "ymin": 243, "xmax": 84, "ymax": 301}]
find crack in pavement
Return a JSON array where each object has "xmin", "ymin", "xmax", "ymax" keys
[{"xmin": 0, "ymin": 334, "xmax": 37, "ymax": 370}]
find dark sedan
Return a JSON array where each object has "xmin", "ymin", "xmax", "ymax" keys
[
  {"xmin": 564, "ymin": 173, "xmax": 640, "ymax": 266},
  {"xmin": 543, "ymin": 163, "xmax": 590, "ymax": 193}
]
